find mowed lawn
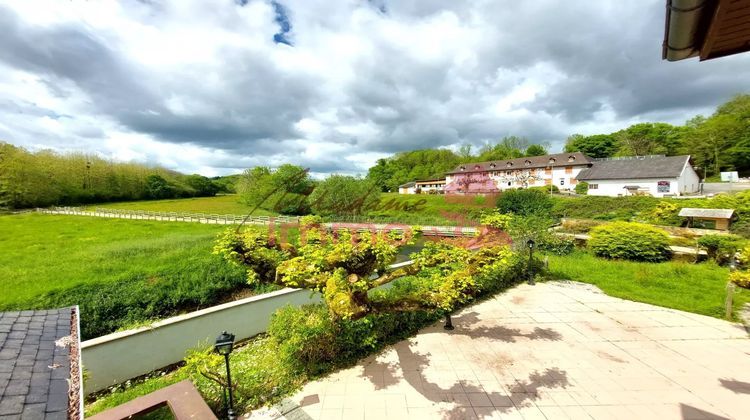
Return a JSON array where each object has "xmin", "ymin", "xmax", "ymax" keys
[
  {"xmin": 86, "ymin": 194, "xmax": 272, "ymax": 215},
  {"xmin": 547, "ymin": 251, "xmax": 750, "ymax": 320},
  {"xmin": 0, "ymin": 213, "xmax": 234, "ymax": 308}
]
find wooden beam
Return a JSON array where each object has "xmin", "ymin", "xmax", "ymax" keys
[{"xmin": 701, "ymin": 0, "xmax": 733, "ymax": 60}]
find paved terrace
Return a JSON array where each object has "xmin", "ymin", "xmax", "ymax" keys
[{"xmin": 255, "ymin": 282, "xmax": 750, "ymax": 420}]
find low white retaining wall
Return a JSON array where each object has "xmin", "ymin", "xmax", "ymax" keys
[{"xmin": 81, "ymin": 288, "xmax": 320, "ymax": 394}]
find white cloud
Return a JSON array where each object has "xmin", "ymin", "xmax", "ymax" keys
[{"xmin": 0, "ymin": 0, "xmax": 748, "ymax": 176}]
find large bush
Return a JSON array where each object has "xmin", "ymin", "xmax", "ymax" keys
[
  {"xmin": 308, "ymin": 175, "xmax": 380, "ymax": 216},
  {"xmin": 497, "ymin": 189, "xmax": 553, "ymax": 216},
  {"xmin": 588, "ymin": 222, "xmax": 672, "ymax": 262},
  {"xmin": 574, "ymin": 182, "xmax": 588, "ymax": 195}
]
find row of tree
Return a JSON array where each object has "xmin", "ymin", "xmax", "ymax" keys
[
  {"xmin": 0, "ymin": 142, "xmax": 228, "ymax": 209},
  {"xmin": 367, "ymin": 137, "xmax": 549, "ymax": 192},
  {"xmin": 565, "ymin": 94, "xmax": 750, "ymax": 176}
]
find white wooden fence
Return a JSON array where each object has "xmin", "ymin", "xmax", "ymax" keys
[{"xmin": 36, "ymin": 207, "xmax": 479, "ymax": 236}]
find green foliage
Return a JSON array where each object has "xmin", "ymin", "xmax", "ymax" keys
[
  {"xmin": 366, "ymin": 149, "xmax": 463, "ymax": 192},
  {"xmin": 564, "ymin": 134, "xmax": 619, "ymax": 158},
  {"xmin": 184, "ymin": 174, "xmax": 220, "ymax": 196},
  {"xmin": 588, "ymin": 222, "xmax": 672, "ymax": 262},
  {"xmin": 0, "ymin": 142, "xmax": 217, "ymax": 209},
  {"xmin": 614, "ymin": 122, "xmax": 685, "ymax": 156},
  {"xmin": 308, "ymin": 175, "xmax": 380, "ymax": 216},
  {"xmin": 574, "ymin": 181, "xmax": 588, "ymax": 195},
  {"xmin": 697, "ymin": 234, "xmax": 743, "ymax": 265},
  {"xmin": 497, "ymin": 189, "xmax": 553, "ymax": 216},
  {"xmin": 236, "ymin": 165, "xmax": 312, "ymax": 215},
  {"xmin": 646, "ymin": 201, "xmax": 681, "ymax": 225},
  {"xmin": 479, "ymin": 209, "xmax": 512, "ymax": 229},
  {"xmin": 145, "ymin": 175, "xmax": 174, "ymax": 199},
  {"xmin": 477, "ymin": 136, "xmax": 527, "ymax": 161},
  {"xmin": 524, "ymin": 144, "xmax": 548, "ymax": 157}
]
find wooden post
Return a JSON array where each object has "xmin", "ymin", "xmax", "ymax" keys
[{"xmin": 726, "ymin": 282, "xmax": 736, "ymax": 321}]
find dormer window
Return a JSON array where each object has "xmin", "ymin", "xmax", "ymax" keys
[
  {"xmin": 460, "ymin": 166, "xmax": 465, "ymax": 171},
  {"xmin": 489, "ymin": 163, "xmax": 496, "ymax": 168},
  {"xmin": 568, "ymin": 155, "xmax": 576, "ymax": 162},
  {"xmin": 506, "ymin": 162, "xmax": 513, "ymax": 167},
  {"xmin": 548, "ymin": 158, "xmax": 556, "ymax": 165},
  {"xmin": 525, "ymin": 160, "xmax": 531, "ymax": 166},
  {"xmin": 474, "ymin": 165, "xmax": 481, "ymax": 170}
]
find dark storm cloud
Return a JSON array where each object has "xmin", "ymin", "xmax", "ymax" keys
[{"xmin": 1, "ymin": 0, "xmax": 749, "ymax": 176}]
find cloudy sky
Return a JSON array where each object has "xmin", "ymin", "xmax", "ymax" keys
[{"xmin": 1, "ymin": 0, "xmax": 749, "ymax": 177}]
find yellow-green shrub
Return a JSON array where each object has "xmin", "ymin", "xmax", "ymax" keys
[{"xmin": 588, "ymin": 222, "xmax": 672, "ymax": 262}]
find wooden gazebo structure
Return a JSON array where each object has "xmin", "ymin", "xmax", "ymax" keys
[{"xmin": 679, "ymin": 208, "xmax": 736, "ymax": 230}]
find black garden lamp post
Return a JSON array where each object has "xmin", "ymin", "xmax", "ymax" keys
[
  {"xmin": 215, "ymin": 331, "xmax": 236, "ymax": 420},
  {"xmin": 526, "ymin": 239, "xmax": 536, "ymax": 285}
]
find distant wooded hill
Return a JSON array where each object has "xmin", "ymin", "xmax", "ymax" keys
[
  {"xmin": 0, "ymin": 142, "xmax": 237, "ymax": 209},
  {"xmin": 367, "ymin": 94, "xmax": 750, "ymax": 191}
]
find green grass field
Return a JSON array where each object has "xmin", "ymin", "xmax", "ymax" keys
[
  {"xmin": 0, "ymin": 213, "xmax": 263, "ymax": 338},
  {"xmin": 86, "ymin": 194, "xmax": 274, "ymax": 215},
  {"xmin": 546, "ymin": 251, "xmax": 750, "ymax": 319},
  {"xmin": 0, "ymin": 213, "xmax": 232, "ymax": 305}
]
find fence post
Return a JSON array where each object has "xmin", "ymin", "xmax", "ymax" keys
[{"xmin": 726, "ymin": 282, "xmax": 736, "ymax": 321}]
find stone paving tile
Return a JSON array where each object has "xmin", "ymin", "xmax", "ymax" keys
[{"xmin": 250, "ymin": 281, "xmax": 750, "ymax": 420}]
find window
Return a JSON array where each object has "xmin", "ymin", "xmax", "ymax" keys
[
  {"xmin": 506, "ymin": 162, "xmax": 513, "ymax": 167},
  {"xmin": 568, "ymin": 155, "xmax": 576, "ymax": 162},
  {"xmin": 559, "ymin": 178, "xmax": 565, "ymax": 186},
  {"xmin": 507, "ymin": 182, "xmax": 512, "ymax": 186},
  {"xmin": 589, "ymin": 184, "xmax": 598, "ymax": 190},
  {"xmin": 548, "ymin": 158, "xmax": 556, "ymax": 165},
  {"xmin": 489, "ymin": 163, "xmax": 496, "ymax": 168},
  {"xmin": 565, "ymin": 166, "xmax": 572, "ymax": 174},
  {"xmin": 474, "ymin": 165, "xmax": 481, "ymax": 170},
  {"xmin": 506, "ymin": 171, "xmax": 512, "ymax": 175},
  {"xmin": 525, "ymin": 160, "xmax": 531, "ymax": 166}
]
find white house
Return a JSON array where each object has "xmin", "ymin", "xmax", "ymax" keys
[
  {"xmin": 398, "ymin": 181, "xmax": 416, "ymax": 194},
  {"xmin": 576, "ymin": 155, "xmax": 700, "ymax": 197}
]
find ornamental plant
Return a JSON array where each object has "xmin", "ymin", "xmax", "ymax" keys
[
  {"xmin": 214, "ymin": 221, "xmax": 524, "ymax": 320},
  {"xmin": 588, "ymin": 221, "xmax": 672, "ymax": 262}
]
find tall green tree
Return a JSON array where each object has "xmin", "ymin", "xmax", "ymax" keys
[
  {"xmin": 614, "ymin": 123, "xmax": 685, "ymax": 156},
  {"xmin": 524, "ymin": 144, "xmax": 548, "ymax": 157}
]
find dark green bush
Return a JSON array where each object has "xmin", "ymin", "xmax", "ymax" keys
[
  {"xmin": 697, "ymin": 234, "xmax": 743, "ymax": 265},
  {"xmin": 497, "ymin": 189, "xmax": 553, "ymax": 216},
  {"xmin": 574, "ymin": 182, "xmax": 588, "ymax": 195},
  {"xmin": 588, "ymin": 222, "xmax": 672, "ymax": 262}
]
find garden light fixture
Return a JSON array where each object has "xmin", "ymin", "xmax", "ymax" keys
[
  {"xmin": 527, "ymin": 239, "xmax": 536, "ymax": 285},
  {"xmin": 214, "ymin": 331, "xmax": 236, "ymax": 420}
]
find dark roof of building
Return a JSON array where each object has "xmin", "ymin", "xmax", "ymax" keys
[
  {"xmin": 398, "ymin": 181, "xmax": 416, "ymax": 188},
  {"xmin": 577, "ymin": 155, "xmax": 691, "ymax": 181},
  {"xmin": 0, "ymin": 307, "xmax": 81, "ymax": 419},
  {"xmin": 415, "ymin": 178, "xmax": 446, "ymax": 184},
  {"xmin": 446, "ymin": 152, "xmax": 593, "ymax": 175},
  {"xmin": 678, "ymin": 208, "xmax": 735, "ymax": 219}
]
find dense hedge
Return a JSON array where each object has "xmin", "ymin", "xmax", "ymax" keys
[
  {"xmin": 497, "ymin": 189, "xmax": 553, "ymax": 216},
  {"xmin": 588, "ymin": 222, "xmax": 672, "ymax": 262}
]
